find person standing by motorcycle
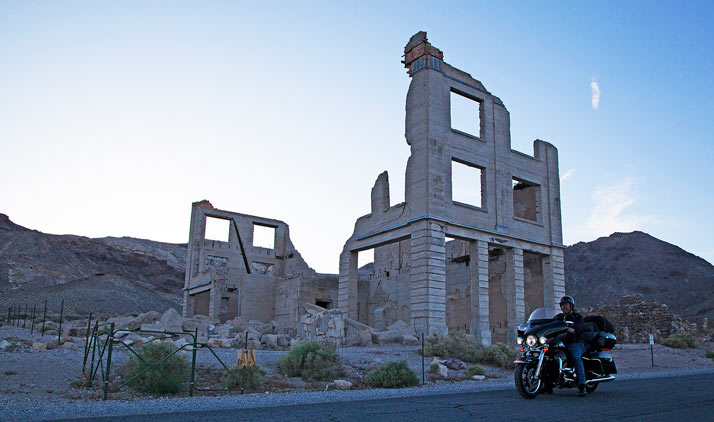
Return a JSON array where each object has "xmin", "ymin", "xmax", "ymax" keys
[{"xmin": 555, "ymin": 295, "xmax": 588, "ymax": 397}]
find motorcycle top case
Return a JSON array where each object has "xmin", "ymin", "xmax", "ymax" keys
[{"xmin": 596, "ymin": 333, "xmax": 617, "ymax": 350}]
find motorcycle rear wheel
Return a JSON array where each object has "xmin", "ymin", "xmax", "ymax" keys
[{"xmin": 514, "ymin": 363, "xmax": 541, "ymax": 399}]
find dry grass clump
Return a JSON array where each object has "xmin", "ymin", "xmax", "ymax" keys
[
  {"xmin": 124, "ymin": 342, "xmax": 190, "ymax": 394},
  {"xmin": 661, "ymin": 332, "xmax": 698, "ymax": 349},
  {"xmin": 365, "ymin": 361, "xmax": 419, "ymax": 388},
  {"xmin": 223, "ymin": 365, "xmax": 266, "ymax": 391},
  {"xmin": 278, "ymin": 340, "xmax": 343, "ymax": 381},
  {"xmin": 423, "ymin": 332, "xmax": 516, "ymax": 369}
]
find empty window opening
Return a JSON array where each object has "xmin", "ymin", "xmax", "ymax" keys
[
  {"xmin": 513, "ymin": 178, "xmax": 540, "ymax": 222},
  {"xmin": 253, "ymin": 224, "xmax": 276, "ymax": 249},
  {"xmin": 205, "ymin": 216, "xmax": 230, "ymax": 242},
  {"xmin": 358, "ymin": 248, "xmax": 375, "ymax": 276},
  {"xmin": 452, "ymin": 160, "xmax": 483, "ymax": 208},
  {"xmin": 450, "ymin": 90, "xmax": 481, "ymax": 137},
  {"xmin": 315, "ymin": 300, "xmax": 332, "ymax": 309}
]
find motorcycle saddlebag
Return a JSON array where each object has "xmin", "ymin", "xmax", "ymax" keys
[{"xmin": 593, "ymin": 351, "xmax": 617, "ymax": 374}]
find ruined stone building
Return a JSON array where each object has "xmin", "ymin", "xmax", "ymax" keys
[
  {"xmin": 183, "ymin": 32, "xmax": 566, "ymax": 345},
  {"xmin": 182, "ymin": 200, "xmax": 337, "ymax": 328},
  {"xmin": 338, "ymin": 32, "xmax": 565, "ymax": 344}
]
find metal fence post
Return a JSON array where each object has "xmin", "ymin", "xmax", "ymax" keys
[
  {"xmin": 7, "ymin": 306, "xmax": 12, "ymax": 326},
  {"xmin": 421, "ymin": 332, "xmax": 426, "ymax": 385},
  {"xmin": 22, "ymin": 304, "xmax": 28, "ymax": 328},
  {"xmin": 41, "ymin": 300, "xmax": 47, "ymax": 335},
  {"xmin": 82, "ymin": 313, "xmax": 93, "ymax": 373},
  {"xmin": 30, "ymin": 304, "xmax": 37, "ymax": 335},
  {"xmin": 190, "ymin": 328, "xmax": 198, "ymax": 397},
  {"xmin": 16, "ymin": 305, "xmax": 21, "ymax": 327},
  {"xmin": 58, "ymin": 299, "xmax": 64, "ymax": 345},
  {"xmin": 103, "ymin": 322, "xmax": 115, "ymax": 400}
]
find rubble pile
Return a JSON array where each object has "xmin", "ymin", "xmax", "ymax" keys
[{"xmin": 581, "ymin": 295, "xmax": 711, "ymax": 343}]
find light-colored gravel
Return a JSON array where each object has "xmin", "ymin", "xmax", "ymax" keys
[{"xmin": 1, "ymin": 326, "xmax": 713, "ymax": 422}]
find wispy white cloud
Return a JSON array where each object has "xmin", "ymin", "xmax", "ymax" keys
[
  {"xmin": 560, "ymin": 169, "xmax": 575, "ymax": 182},
  {"xmin": 575, "ymin": 178, "xmax": 650, "ymax": 240},
  {"xmin": 591, "ymin": 77, "xmax": 600, "ymax": 110}
]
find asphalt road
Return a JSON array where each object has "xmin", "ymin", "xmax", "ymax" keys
[{"xmin": 52, "ymin": 373, "xmax": 714, "ymax": 422}]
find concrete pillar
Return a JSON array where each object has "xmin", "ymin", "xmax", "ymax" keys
[
  {"xmin": 410, "ymin": 220, "xmax": 447, "ymax": 336},
  {"xmin": 551, "ymin": 248, "xmax": 566, "ymax": 313},
  {"xmin": 542, "ymin": 254, "xmax": 556, "ymax": 313},
  {"xmin": 513, "ymin": 248, "xmax": 525, "ymax": 343},
  {"xmin": 469, "ymin": 240, "xmax": 491, "ymax": 345},
  {"xmin": 337, "ymin": 249, "xmax": 358, "ymax": 320}
]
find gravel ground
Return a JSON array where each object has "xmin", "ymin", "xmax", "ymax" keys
[{"xmin": 1, "ymin": 326, "xmax": 713, "ymax": 422}]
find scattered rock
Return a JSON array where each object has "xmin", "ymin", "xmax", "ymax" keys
[
  {"xmin": 32, "ymin": 342, "xmax": 47, "ymax": 351},
  {"xmin": 159, "ymin": 308, "xmax": 183, "ymax": 333},
  {"xmin": 400, "ymin": 335, "xmax": 419, "ymax": 346},
  {"xmin": 444, "ymin": 359, "xmax": 466, "ymax": 370},
  {"xmin": 261, "ymin": 334, "xmax": 278, "ymax": 349},
  {"xmin": 0, "ymin": 340, "xmax": 12, "ymax": 351},
  {"xmin": 471, "ymin": 375, "xmax": 486, "ymax": 380},
  {"xmin": 207, "ymin": 338, "xmax": 232, "ymax": 348},
  {"xmin": 332, "ymin": 379, "xmax": 352, "ymax": 390}
]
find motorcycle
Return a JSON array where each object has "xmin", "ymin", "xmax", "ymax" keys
[{"xmin": 513, "ymin": 307, "xmax": 617, "ymax": 399}]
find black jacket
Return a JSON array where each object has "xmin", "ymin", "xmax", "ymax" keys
[{"xmin": 555, "ymin": 311, "xmax": 584, "ymax": 344}]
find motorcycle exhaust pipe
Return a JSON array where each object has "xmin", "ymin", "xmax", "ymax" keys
[{"xmin": 586, "ymin": 375, "xmax": 615, "ymax": 386}]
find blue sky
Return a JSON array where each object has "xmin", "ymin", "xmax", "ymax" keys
[{"xmin": 1, "ymin": 1, "xmax": 713, "ymax": 272}]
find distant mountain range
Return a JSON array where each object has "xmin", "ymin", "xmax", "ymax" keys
[{"xmin": 1, "ymin": 213, "xmax": 712, "ymax": 320}]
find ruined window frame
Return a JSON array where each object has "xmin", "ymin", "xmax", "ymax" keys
[
  {"xmin": 449, "ymin": 88, "xmax": 483, "ymax": 140},
  {"xmin": 451, "ymin": 158, "xmax": 486, "ymax": 211},
  {"xmin": 204, "ymin": 215, "xmax": 231, "ymax": 242},
  {"xmin": 252, "ymin": 223, "xmax": 277, "ymax": 250},
  {"xmin": 512, "ymin": 176, "xmax": 542, "ymax": 224}
]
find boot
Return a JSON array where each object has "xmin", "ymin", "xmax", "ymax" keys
[{"xmin": 578, "ymin": 385, "xmax": 588, "ymax": 397}]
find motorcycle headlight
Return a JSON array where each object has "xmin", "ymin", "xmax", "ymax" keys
[
  {"xmin": 539, "ymin": 336, "xmax": 547, "ymax": 345},
  {"xmin": 526, "ymin": 335, "xmax": 537, "ymax": 346},
  {"xmin": 517, "ymin": 337, "xmax": 524, "ymax": 345}
]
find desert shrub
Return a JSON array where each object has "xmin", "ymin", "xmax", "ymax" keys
[
  {"xmin": 468, "ymin": 365, "xmax": 485, "ymax": 376},
  {"xmin": 278, "ymin": 340, "xmax": 343, "ymax": 381},
  {"xmin": 365, "ymin": 361, "xmax": 419, "ymax": 389},
  {"xmin": 124, "ymin": 341, "xmax": 190, "ymax": 394},
  {"xmin": 223, "ymin": 365, "xmax": 266, "ymax": 390},
  {"xmin": 661, "ymin": 332, "xmax": 698, "ymax": 349},
  {"xmin": 422, "ymin": 333, "xmax": 516, "ymax": 369},
  {"xmin": 705, "ymin": 349, "xmax": 714, "ymax": 359}
]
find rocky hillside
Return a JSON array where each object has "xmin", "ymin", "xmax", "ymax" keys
[
  {"xmin": 0, "ymin": 214, "xmax": 185, "ymax": 316},
  {"xmin": 565, "ymin": 231, "xmax": 714, "ymax": 320}
]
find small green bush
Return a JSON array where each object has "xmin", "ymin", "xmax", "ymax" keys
[
  {"xmin": 705, "ymin": 349, "xmax": 714, "ymax": 359},
  {"xmin": 124, "ymin": 342, "xmax": 190, "ymax": 394},
  {"xmin": 468, "ymin": 365, "xmax": 485, "ymax": 376},
  {"xmin": 278, "ymin": 340, "xmax": 343, "ymax": 381},
  {"xmin": 661, "ymin": 332, "xmax": 698, "ymax": 349},
  {"xmin": 365, "ymin": 361, "xmax": 419, "ymax": 389},
  {"xmin": 422, "ymin": 333, "xmax": 516, "ymax": 369},
  {"xmin": 223, "ymin": 365, "xmax": 266, "ymax": 390}
]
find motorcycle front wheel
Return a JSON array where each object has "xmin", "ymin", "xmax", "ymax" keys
[{"xmin": 514, "ymin": 363, "xmax": 541, "ymax": 399}]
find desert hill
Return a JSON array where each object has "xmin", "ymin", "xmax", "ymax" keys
[{"xmin": 565, "ymin": 231, "xmax": 714, "ymax": 320}]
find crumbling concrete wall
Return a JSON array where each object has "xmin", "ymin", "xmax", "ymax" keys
[
  {"xmin": 182, "ymin": 201, "xmax": 337, "ymax": 328},
  {"xmin": 339, "ymin": 32, "xmax": 565, "ymax": 343}
]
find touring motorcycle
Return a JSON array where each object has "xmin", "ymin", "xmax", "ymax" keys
[{"xmin": 514, "ymin": 307, "xmax": 617, "ymax": 399}]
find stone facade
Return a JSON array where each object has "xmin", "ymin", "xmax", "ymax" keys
[{"xmin": 339, "ymin": 32, "xmax": 565, "ymax": 344}]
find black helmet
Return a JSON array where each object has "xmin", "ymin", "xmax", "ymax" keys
[{"xmin": 559, "ymin": 295, "xmax": 575, "ymax": 307}]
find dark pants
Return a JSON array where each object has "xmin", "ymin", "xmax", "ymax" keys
[{"xmin": 565, "ymin": 342, "xmax": 586, "ymax": 386}]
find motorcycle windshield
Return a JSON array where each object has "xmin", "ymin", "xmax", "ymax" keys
[{"xmin": 527, "ymin": 307, "xmax": 556, "ymax": 322}]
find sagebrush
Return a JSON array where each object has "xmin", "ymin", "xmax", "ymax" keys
[
  {"xmin": 422, "ymin": 332, "xmax": 516, "ymax": 369},
  {"xmin": 223, "ymin": 365, "xmax": 266, "ymax": 390},
  {"xmin": 278, "ymin": 340, "xmax": 343, "ymax": 381},
  {"xmin": 661, "ymin": 332, "xmax": 698, "ymax": 349},
  {"xmin": 365, "ymin": 361, "xmax": 419, "ymax": 389},
  {"xmin": 124, "ymin": 341, "xmax": 190, "ymax": 394}
]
